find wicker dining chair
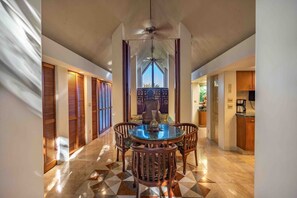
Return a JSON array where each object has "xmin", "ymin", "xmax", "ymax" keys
[
  {"xmin": 174, "ymin": 123, "xmax": 198, "ymax": 174},
  {"xmin": 131, "ymin": 143, "xmax": 177, "ymax": 198},
  {"xmin": 114, "ymin": 122, "xmax": 139, "ymax": 172}
]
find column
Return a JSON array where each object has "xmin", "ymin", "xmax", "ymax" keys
[
  {"xmin": 0, "ymin": 0, "xmax": 43, "ymax": 197},
  {"xmin": 55, "ymin": 66, "xmax": 69, "ymax": 162},
  {"xmin": 217, "ymin": 71, "xmax": 236, "ymax": 150},
  {"xmin": 84, "ymin": 75, "xmax": 92, "ymax": 144},
  {"xmin": 206, "ymin": 76, "xmax": 213, "ymax": 139},
  {"xmin": 255, "ymin": 1, "xmax": 297, "ymax": 197},
  {"xmin": 179, "ymin": 23, "xmax": 192, "ymax": 123},
  {"xmin": 112, "ymin": 24, "xmax": 125, "ymax": 124}
]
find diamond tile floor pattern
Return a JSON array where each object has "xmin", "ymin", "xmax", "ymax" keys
[
  {"xmin": 88, "ymin": 159, "xmax": 214, "ymax": 198},
  {"xmin": 44, "ymin": 128, "xmax": 255, "ymax": 198}
]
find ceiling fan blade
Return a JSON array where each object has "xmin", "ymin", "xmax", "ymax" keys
[
  {"xmin": 134, "ymin": 29, "xmax": 146, "ymax": 35},
  {"xmin": 157, "ymin": 22, "xmax": 173, "ymax": 32},
  {"xmin": 153, "ymin": 32, "xmax": 167, "ymax": 40}
]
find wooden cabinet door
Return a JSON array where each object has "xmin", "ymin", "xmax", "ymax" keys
[
  {"xmin": 252, "ymin": 71, "xmax": 256, "ymax": 90},
  {"xmin": 236, "ymin": 116, "xmax": 246, "ymax": 149},
  {"xmin": 237, "ymin": 71, "xmax": 253, "ymax": 91},
  {"xmin": 245, "ymin": 117, "xmax": 255, "ymax": 151},
  {"xmin": 42, "ymin": 63, "xmax": 56, "ymax": 173},
  {"xmin": 198, "ymin": 111, "xmax": 207, "ymax": 127},
  {"xmin": 68, "ymin": 71, "xmax": 85, "ymax": 155}
]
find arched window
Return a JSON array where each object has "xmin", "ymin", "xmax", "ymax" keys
[{"xmin": 142, "ymin": 62, "xmax": 164, "ymax": 88}]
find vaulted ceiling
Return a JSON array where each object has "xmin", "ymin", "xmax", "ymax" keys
[{"xmin": 42, "ymin": 0, "xmax": 255, "ymax": 72}]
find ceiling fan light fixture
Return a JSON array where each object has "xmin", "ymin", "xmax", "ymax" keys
[{"xmin": 145, "ymin": 26, "xmax": 156, "ymax": 34}]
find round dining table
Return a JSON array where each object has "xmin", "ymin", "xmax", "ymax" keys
[{"xmin": 128, "ymin": 124, "xmax": 185, "ymax": 145}]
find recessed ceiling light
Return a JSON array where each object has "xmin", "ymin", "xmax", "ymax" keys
[{"xmin": 107, "ymin": 61, "xmax": 112, "ymax": 66}]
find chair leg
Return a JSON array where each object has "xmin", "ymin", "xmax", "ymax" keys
[
  {"xmin": 167, "ymin": 181, "xmax": 172, "ymax": 198},
  {"xmin": 159, "ymin": 186, "xmax": 162, "ymax": 197},
  {"xmin": 136, "ymin": 182, "xmax": 140, "ymax": 198},
  {"xmin": 122, "ymin": 151, "xmax": 126, "ymax": 172},
  {"xmin": 133, "ymin": 180, "xmax": 136, "ymax": 188},
  {"xmin": 183, "ymin": 154, "xmax": 188, "ymax": 175},
  {"xmin": 116, "ymin": 148, "xmax": 119, "ymax": 161},
  {"xmin": 194, "ymin": 149, "xmax": 198, "ymax": 166}
]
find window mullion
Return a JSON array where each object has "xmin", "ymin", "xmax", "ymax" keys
[{"xmin": 152, "ymin": 61, "xmax": 154, "ymax": 87}]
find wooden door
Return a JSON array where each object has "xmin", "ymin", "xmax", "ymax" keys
[
  {"xmin": 42, "ymin": 62, "xmax": 56, "ymax": 173},
  {"xmin": 91, "ymin": 78, "xmax": 98, "ymax": 140},
  {"xmin": 68, "ymin": 71, "xmax": 85, "ymax": 154}
]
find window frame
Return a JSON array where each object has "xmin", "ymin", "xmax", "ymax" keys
[{"xmin": 142, "ymin": 61, "xmax": 164, "ymax": 88}]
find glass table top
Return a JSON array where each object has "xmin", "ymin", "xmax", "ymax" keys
[{"xmin": 128, "ymin": 124, "xmax": 185, "ymax": 141}]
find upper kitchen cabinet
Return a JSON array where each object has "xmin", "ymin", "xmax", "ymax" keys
[{"xmin": 237, "ymin": 71, "xmax": 255, "ymax": 91}]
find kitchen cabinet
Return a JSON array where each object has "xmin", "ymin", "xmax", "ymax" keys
[
  {"xmin": 237, "ymin": 115, "xmax": 255, "ymax": 151},
  {"xmin": 198, "ymin": 110, "xmax": 207, "ymax": 127},
  {"xmin": 237, "ymin": 71, "xmax": 255, "ymax": 91}
]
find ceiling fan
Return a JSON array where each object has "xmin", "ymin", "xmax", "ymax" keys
[
  {"xmin": 135, "ymin": 0, "xmax": 172, "ymax": 40},
  {"xmin": 143, "ymin": 39, "xmax": 162, "ymax": 63}
]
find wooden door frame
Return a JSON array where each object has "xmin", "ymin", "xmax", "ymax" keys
[
  {"xmin": 123, "ymin": 40, "xmax": 131, "ymax": 122},
  {"xmin": 175, "ymin": 39, "xmax": 181, "ymax": 123},
  {"xmin": 91, "ymin": 77, "xmax": 98, "ymax": 140}
]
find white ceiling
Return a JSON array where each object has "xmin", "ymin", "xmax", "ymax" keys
[{"xmin": 42, "ymin": 0, "xmax": 255, "ymax": 71}]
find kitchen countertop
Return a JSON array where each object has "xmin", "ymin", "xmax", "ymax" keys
[{"xmin": 236, "ymin": 112, "xmax": 255, "ymax": 117}]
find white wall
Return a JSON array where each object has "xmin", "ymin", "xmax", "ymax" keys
[
  {"xmin": 192, "ymin": 34, "xmax": 255, "ymax": 81},
  {"xmin": 179, "ymin": 23, "xmax": 192, "ymax": 123},
  {"xmin": 217, "ymin": 72, "xmax": 237, "ymax": 150},
  {"xmin": 255, "ymin": 1, "xmax": 297, "ymax": 197},
  {"xmin": 55, "ymin": 66, "xmax": 69, "ymax": 162},
  {"xmin": 42, "ymin": 36, "xmax": 112, "ymax": 82},
  {"xmin": 206, "ymin": 76, "xmax": 213, "ymax": 139},
  {"xmin": 84, "ymin": 76, "xmax": 92, "ymax": 144},
  {"xmin": 43, "ymin": 36, "xmax": 111, "ymax": 160},
  {"xmin": 218, "ymin": 73, "xmax": 225, "ymax": 148},
  {"xmin": 0, "ymin": 0, "xmax": 43, "ymax": 197},
  {"xmin": 112, "ymin": 24, "xmax": 124, "ymax": 124}
]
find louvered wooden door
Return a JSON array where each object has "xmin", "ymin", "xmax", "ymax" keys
[
  {"xmin": 42, "ymin": 62, "xmax": 56, "ymax": 173},
  {"xmin": 68, "ymin": 71, "xmax": 85, "ymax": 154}
]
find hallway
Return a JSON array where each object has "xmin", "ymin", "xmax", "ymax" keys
[{"xmin": 44, "ymin": 128, "xmax": 254, "ymax": 197}]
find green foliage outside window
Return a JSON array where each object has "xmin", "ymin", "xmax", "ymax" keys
[{"xmin": 199, "ymin": 85, "xmax": 207, "ymax": 102}]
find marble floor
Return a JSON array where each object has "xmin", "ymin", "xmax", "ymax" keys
[{"xmin": 44, "ymin": 128, "xmax": 254, "ymax": 198}]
